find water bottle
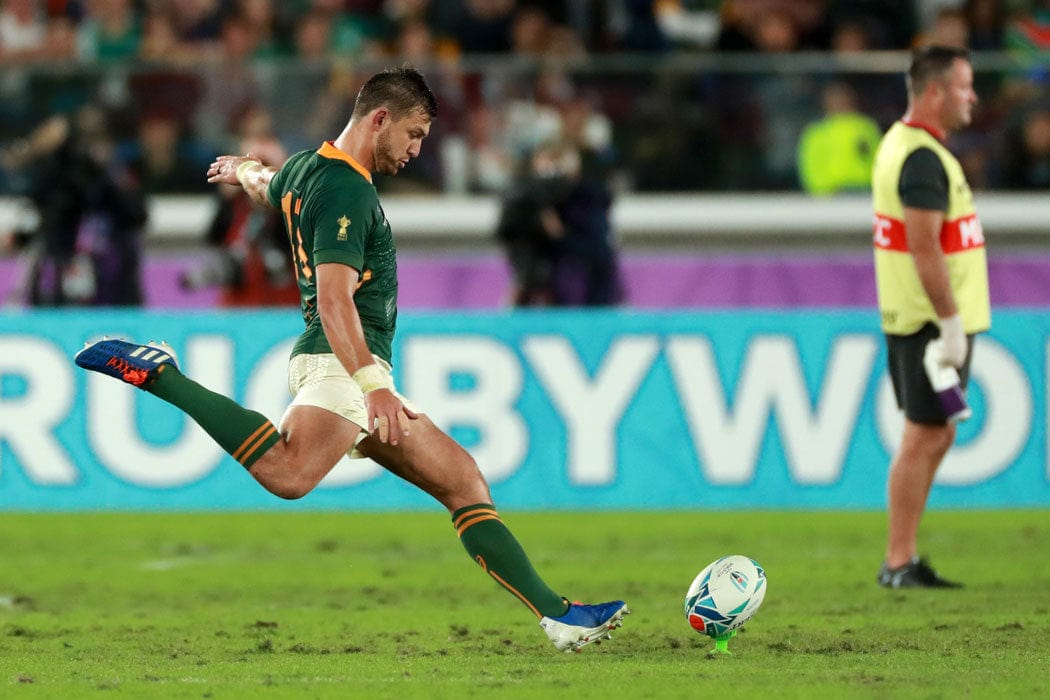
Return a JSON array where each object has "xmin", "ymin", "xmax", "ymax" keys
[{"xmin": 923, "ymin": 339, "xmax": 971, "ymax": 423}]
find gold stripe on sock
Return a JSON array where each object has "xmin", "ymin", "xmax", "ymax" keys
[
  {"xmin": 453, "ymin": 507, "xmax": 499, "ymax": 530},
  {"xmin": 233, "ymin": 422, "xmax": 276, "ymax": 463},
  {"xmin": 488, "ymin": 569, "xmax": 541, "ymax": 618},
  {"xmin": 237, "ymin": 424, "xmax": 278, "ymax": 466},
  {"xmin": 456, "ymin": 513, "xmax": 502, "ymax": 537}
]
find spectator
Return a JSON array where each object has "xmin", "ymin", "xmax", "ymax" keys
[
  {"xmin": 183, "ymin": 106, "xmax": 297, "ymax": 305},
  {"xmin": 0, "ymin": 0, "xmax": 47, "ymax": 60},
  {"xmin": 81, "ymin": 106, "xmax": 148, "ymax": 306},
  {"xmin": 264, "ymin": 10, "xmax": 346, "ymax": 153},
  {"xmin": 1, "ymin": 0, "xmax": 76, "ymax": 63},
  {"xmin": 292, "ymin": 7, "xmax": 334, "ymax": 60},
  {"xmin": 716, "ymin": 0, "xmax": 828, "ymax": 51},
  {"xmin": 166, "ymin": 0, "xmax": 225, "ymax": 51},
  {"xmin": 76, "ymin": 0, "xmax": 140, "ymax": 61},
  {"xmin": 495, "ymin": 144, "xmax": 567, "ymax": 306},
  {"xmin": 829, "ymin": 16, "xmax": 877, "ymax": 52},
  {"xmin": 825, "ymin": 12, "xmax": 904, "ymax": 126},
  {"xmin": 139, "ymin": 3, "xmax": 213, "ymax": 64},
  {"xmin": 797, "ymin": 81, "xmax": 883, "ymax": 196},
  {"xmin": 1000, "ymin": 103, "xmax": 1050, "ymax": 190},
  {"xmin": 310, "ymin": 0, "xmax": 389, "ymax": 56},
  {"xmin": 192, "ymin": 13, "xmax": 263, "ymax": 148},
  {"xmin": 545, "ymin": 20, "xmax": 587, "ymax": 58},
  {"xmin": 652, "ymin": 0, "xmax": 722, "ymax": 49},
  {"xmin": 605, "ymin": 0, "xmax": 668, "ymax": 52},
  {"xmin": 965, "ymin": 0, "xmax": 1007, "ymax": 51},
  {"xmin": 133, "ymin": 111, "xmax": 211, "ymax": 193},
  {"xmin": 0, "ymin": 0, "xmax": 76, "ymax": 63},
  {"xmin": 464, "ymin": 101, "xmax": 514, "ymax": 193},
  {"xmin": 453, "ymin": 0, "xmax": 515, "ymax": 53},
  {"xmin": 4, "ymin": 103, "xmax": 147, "ymax": 306},
  {"xmin": 824, "ymin": 0, "xmax": 916, "ymax": 49},
  {"xmin": 552, "ymin": 95, "xmax": 623, "ymax": 306},
  {"xmin": 721, "ymin": 6, "xmax": 822, "ymax": 188},
  {"xmin": 395, "ymin": 16, "xmax": 435, "ymax": 61},
  {"xmin": 235, "ymin": 0, "xmax": 285, "ymax": 59},
  {"xmin": 497, "ymin": 87, "xmax": 623, "ymax": 309},
  {"xmin": 916, "ymin": 7, "xmax": 970, "ymax": 50},
  {"xmin": 509, "ymin": 4, "xmax": 551, "ymax": 56}
]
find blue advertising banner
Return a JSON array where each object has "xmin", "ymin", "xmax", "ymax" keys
[{"xmin": 0, "ymin": 309, "xmax": 1047, "ymax": 510}]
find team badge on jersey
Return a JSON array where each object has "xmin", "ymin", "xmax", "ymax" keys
[{"xmin": 337, "ymin": 215, "xmax": 350, "ymax": 241}]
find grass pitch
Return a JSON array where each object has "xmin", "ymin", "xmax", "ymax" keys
[{"xmin": 1, "ymin": 510, "xmax": 1047, "ymax": 698}]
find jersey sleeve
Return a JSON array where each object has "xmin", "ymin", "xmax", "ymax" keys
[
  {"xmin": 303, "ymin": 179, "xmax": 375, "ymax": 272},
  {"xmin": 265, "ymin": 159, "xmax": 288, "ymax": 209},
  {"xmin": 898, "ymin": 147, "xmax": 948, "ymax": 211}
]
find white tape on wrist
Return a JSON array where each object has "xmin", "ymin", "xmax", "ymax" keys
[
  {"xmin": 352, "ymin": 364, "xmax": 387, "ymax": 394},
  {"xmin": 235, "ymin": 160, "xmax": 262, "ymax": 187}
]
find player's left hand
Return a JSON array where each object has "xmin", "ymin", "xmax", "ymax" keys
[{"xmin": 364, "ymin": 388, "xmax": 418, "ymax": 445}]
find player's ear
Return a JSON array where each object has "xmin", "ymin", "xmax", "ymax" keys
[{"xmin": 371, "ymin": 108, "xmax": 389, "ymax": 130}]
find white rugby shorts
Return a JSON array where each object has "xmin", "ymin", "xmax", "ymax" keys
[{"xmin": 286, "ymin": 353, "xmax": 421, "ymax": 458}]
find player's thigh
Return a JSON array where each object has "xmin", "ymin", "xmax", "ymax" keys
[
  {"xmin": 358, "ymin": 415, "xmax": 491, "ymax": 508},
  {"xmin": 281, "ymin": 403, "xmax": 361, "ymax": 464}
]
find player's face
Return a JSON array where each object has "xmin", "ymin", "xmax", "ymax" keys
[
  {"xmin": 939, "ymin": 58, "xmax": 977, "ymax": 131},
  {"xmin": 374, "ymin": 110, "xmax": 431, "ymax": 176}
]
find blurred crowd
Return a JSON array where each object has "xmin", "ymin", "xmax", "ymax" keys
[
  {"xmin": 1, "ymin": 1, "xmax": 1047, "ymax": 192},
  {"xmin": 0, "ymin": 0, "xmax": 1048, "ymax": 307},
  {"xmin": 1, "ymin": 1, "xmax": 1048, "ymax": 62}
]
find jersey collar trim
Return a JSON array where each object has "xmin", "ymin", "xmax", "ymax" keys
[
  {"xmin": 900, "ymin": 119, "xmax": 945, "ymax": 142},
  {"xmin": 317, "ymin": 141, "xmax": 373, "ymax": 183}
]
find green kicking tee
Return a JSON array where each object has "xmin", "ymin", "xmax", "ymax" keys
[{"xmin": 266, "ymin": 142, "xmax": 397, "ymax": 364}]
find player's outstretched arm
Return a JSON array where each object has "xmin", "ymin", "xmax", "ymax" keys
[{"xmin": 206, "ymin": 155, "xmax": 276, "ymax": 208}]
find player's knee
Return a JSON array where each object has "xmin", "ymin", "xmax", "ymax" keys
[
  {"xmin": 456, "ymin": 454, "xmax": 487, "ymax": 487},
  {"xmin": 254, "ymin": 458, "xmax": 317, "ymax": 500},
  {"xmin": 269, "ymin": 477, "xmax": 313, "ymax": 500},
  {"xmin": 461, "ymin": 464, "xmax": 493, "ymax": 502}
]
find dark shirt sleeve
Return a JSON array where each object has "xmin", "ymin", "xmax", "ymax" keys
[{"xmin": 898, "ymin": 147, "xmax": 948, "ymax": 211}]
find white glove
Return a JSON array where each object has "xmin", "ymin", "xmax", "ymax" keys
[{"xmin": 937, "ymin": 313, "xmax": 967, "ymax": 368}]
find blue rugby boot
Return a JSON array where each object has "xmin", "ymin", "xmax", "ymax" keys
[
  {"xmin": 75, "ymin": 338, "xmax": 179, "ymax": 389},
  {"xmin": 540, "ymin": 600, "xmax": 629, "ymax": 653}
]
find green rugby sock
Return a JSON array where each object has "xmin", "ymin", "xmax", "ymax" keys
[
  {"xmin": 452, "ymin": 503, "xmax": 569, "ymax": 618},
  {"xmin": 147, "ymin": 365, "xmax": 280, "ymax": 469}
]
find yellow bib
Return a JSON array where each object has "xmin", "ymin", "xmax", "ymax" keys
[{"xmin": 872, "ymin": 121, "xmax": 990, "ymax": 335}]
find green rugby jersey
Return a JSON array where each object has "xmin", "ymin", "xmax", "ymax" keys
[{"xmin": 266, "ymin": 142, "xmax": 397, "ymax": 363}]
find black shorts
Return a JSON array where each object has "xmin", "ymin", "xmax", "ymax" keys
[{"xmin": 886, "ymin": 322, "xmax": 974, "ymax": 426}]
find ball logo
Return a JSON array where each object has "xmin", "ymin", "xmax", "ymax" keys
[{"xmin": 685, "ymin": 555, "xmax": 766, "ymax": 642}]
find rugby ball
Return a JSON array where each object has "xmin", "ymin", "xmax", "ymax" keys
[{"xmin": 684, "ymin": 554, "xmax": 766, "ymax": 638}]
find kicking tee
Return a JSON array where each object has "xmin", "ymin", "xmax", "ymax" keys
[
  {"xmin": 871, "ymin": 120, "xmax": 990, "ymax": 336},
  {"xmin": 267, "ymin": 142, "xmax": 397, "ymax": 363}
]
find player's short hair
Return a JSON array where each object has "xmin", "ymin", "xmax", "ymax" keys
[
  {"xmin": 352, "ymin": 67, "xmax": 438, "ymax": 121},
  {"xmin": 907, "ymin": 45, "xmax": 970, "ymax": 96}
]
